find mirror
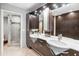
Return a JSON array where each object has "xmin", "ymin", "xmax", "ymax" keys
[
  {"xmin": 29, "ymin": 14, "xmax": 39, "ymax": 33},
  {"xmin": 39, "ymin": 12, "xmax": 43, "ymax": 33},
  {"xmin": 29, "ymin": 6, "xmax": 54, "ymax": 35},
  {"xmin": 43, "ymin": 7, "xmax": 49, "ymax": 33}
]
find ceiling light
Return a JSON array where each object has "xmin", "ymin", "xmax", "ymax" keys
[
  {"xmin": 43, "ymin": 6, "xmax": 46, "ymax": 9},
  {"xmin": 34, "ymin": 12, "xmax": 37, "ymax": 15},
  {"xmin": 58, "ymin": 16, "xmax": 62, "ymax": 18},
  {"xmin": 53, "ymin": 4, "xmax": 58, "ymax": 9},
  {"xmin": 37, "ymin": 13, "xmax": 39, "ymax": 16},
  {"xmin": 62, "ymin": 4, "xmax": 66, "ymax": 7},
  {"xmin": 62, "ymin": 4, "xmax": 69, "ymax": 7},
  {"xmin": 66, "ymin": 4, "xmax": 71, "ymax": 6},
  {"xmin": 69, "ymin": 12, "xmax": 74, "ymax": 15},
  {"xmin": 35, "ymin": 10, "xmax": 37, "ymax": 13}
]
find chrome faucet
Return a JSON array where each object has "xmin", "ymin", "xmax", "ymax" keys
[{"xmin": 58, "ymin": 34, "xmax": 62, "ymax": 41}]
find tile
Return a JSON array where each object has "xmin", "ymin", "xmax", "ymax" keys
[{"xmin": 3, "ymin": 46, "xmax": 39, "ymax": 56}]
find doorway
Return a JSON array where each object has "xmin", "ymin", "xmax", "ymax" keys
[
  {"xmin": 10, "ymin": 16, "xmax": 21, "ymax": 47},
  {"xmin": 3, "ymin": 13, "xmax": 21, "ymax": 47},
  {"xmin": 1, "ymin": 9, "xmax": 22, "ymax": 55}
]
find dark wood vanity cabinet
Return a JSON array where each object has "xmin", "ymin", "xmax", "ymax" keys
[
  {"xmin": 29, "ymin": 37, "xmax": 79, "ymax": 56},
  {"xmin": 30, "ymin": 38, "xmax": 55, "ymax": 56},
  {"xmin": 58, "ymin": 49, "xmax": 79, "ymax": 56}
]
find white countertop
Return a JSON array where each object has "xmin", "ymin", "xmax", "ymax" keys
[{"xmin": 30, "ymin": 33, "xmax": 79, "ymax": 51}]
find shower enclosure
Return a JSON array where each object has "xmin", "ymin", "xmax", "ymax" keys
[{"xmin": 4, "ymin": 14, "xmax": 21, "ymax": 47}]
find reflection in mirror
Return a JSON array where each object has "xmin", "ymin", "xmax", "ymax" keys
[
  {"xmin": 29, "ymin": 14, "xmax": 39, "ymax": 34},
  {"xmin": 39, "ymin": 12, "xmax": 43, "ymax": 33},
  {"xmin": 29, "ymin": 6, "xmax": 54, "ymax": 35},
  {"xmin": 43, "ymin": 8, "xmax": 54, "ymax": 35},
  {"xmin": 43, "ymin": 7, "xmax": 49, "ymax": 33}
]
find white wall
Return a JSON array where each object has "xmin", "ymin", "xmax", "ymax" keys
[
  {"xmin": 0, "ymin": 4, "xmax": 1, "ymax": 55},
  {"xmin": 0, "ymin": 3, "xmax": 27, "ymax": 48}
]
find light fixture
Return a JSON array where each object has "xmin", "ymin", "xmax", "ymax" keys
[
  {"xmin": 35, "ymin": 10, "xmax": 37, "ymax": 13},
  {"xmin": 43, "ymin": 6, "xmax": 46, "ymax": 9},
  {"xmin": 53, "ymin": 4, "xmax": 58, "ymax": 9},
  {"xmin": 62, "ymin": 3, "xmax": 69, "ymax": 7},
  {"xmin": 62, "ymin": 4, "xmax": 66, "ymax": 7},
  {"xmin": 34, "ymin": 12, "xmax": 37, "ymax": 15},
  {"xmin": 58, "ymin": 16, "xmax": 62, "ymax": 19},
  {"xmin": 37, "ymin": 13, "xmax": 39, "ymax": 16},
  {"xmin": 66, "ymin": 4, "xmax": 71, "ymax": 6},
  {"xmin": 69, "ymin": 11, "xmax": 74, "ymax": 15},
  {"xmin": 34, "ymin": 10, "xmax": 37, "ymax": 15}
]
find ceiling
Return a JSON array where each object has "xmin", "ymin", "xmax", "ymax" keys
[
  {"xmin": 8, "ymin": 3, "xmax": 68, "ymax": 13},
  {"xmin": 8, "ymin": 3, "xmax": 45, "ymax": 12},
  {"xmin": 29, "ymin": 3, "xmax": 69, "ymax": 15},
  {"xmin": 8, "ymin": 3, "xmax": 36, "ymax": 10},
  {"xmin": 3, "ymin": 11, "xmax": 20, "ymax": 17},
  {"xmin": 46, "ymin": 3, "xmax": 68, "ymax": 10}
]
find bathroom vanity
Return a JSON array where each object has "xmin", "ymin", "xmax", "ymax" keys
[
  {"xmin": 29, "ymin": 33, "xmax": 79, "ymax": 56},
  {"xmin": 27, "ymin": 4, "xmax": 79, "ymax": 56}
]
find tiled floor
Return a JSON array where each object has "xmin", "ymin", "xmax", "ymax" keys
[{"xmin": 3, "ymin": 45, "xmax": 39, "ymax": 56}]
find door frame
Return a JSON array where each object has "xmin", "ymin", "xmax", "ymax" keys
[{"xmin": 1, "ymin": 9, "xmax": 23, "ymax": 55}]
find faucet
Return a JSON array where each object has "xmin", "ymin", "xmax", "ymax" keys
[{"xmin": 58, "ymin": 34, "xmax": 62, "ymax": 41}]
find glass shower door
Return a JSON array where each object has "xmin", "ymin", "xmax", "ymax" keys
[{"xmin": 11, "ymin": 23, "xmax": 20, "ymax": 47}]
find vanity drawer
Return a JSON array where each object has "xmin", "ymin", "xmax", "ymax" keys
[{"xmin": 31, "ymin": 38, "xmax": 55, "ymax": 56}]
